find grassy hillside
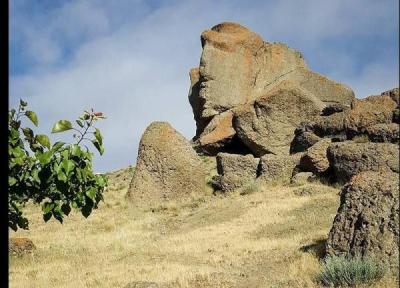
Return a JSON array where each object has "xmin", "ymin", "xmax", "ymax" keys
[{"xmin": 9, "ymin": 164, "xmax": 398, "ymax": 287}]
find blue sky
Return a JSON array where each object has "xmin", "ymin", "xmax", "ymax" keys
[{"xmin": 10, "ymin": 0, "xmax": 399, "ymax": 173}]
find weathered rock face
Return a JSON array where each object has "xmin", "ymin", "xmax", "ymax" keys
[
  {"xmin": 189, "ymin": 22, "xmax": 355, "ymax": 146},
  {"xmin": 193, "ymin": 111, "xmax": 236, "ymax": 155},
  {"xmin": 326, "ymin": 171, "xmax": 399, "ymax": 266},
  {"xmin": 364, "ymin": 123, "xmax": 399, "ymax": 143},
  {"xmin": 292, "ymin": 92, "xmax": 399, "ymax": 145},
  {"xmin": 127, "ymin": 122, "xmax": 205, "ymax": 206},
  {"xmin": 299, "ymin": 138, "xmax": 331, "ymax": 174},
  {"xmin": 327, "ymin": 141, "xmax": 399, "ymax": 183},
  {"xmin": 215, "ymin": 153, "xmax": 259, "ymax": 191},
  {"xmin": 233, "ymin": 81, "xmax": 324, "ymax": 156},
  {"xmin": 258, "ymin": 153, "xmax": 300, "ymax": 183},
  {"xmin": 345, "ymin": 94, "xmax": 397, "ymax": 136},
  {"xmin": 381, "ymin": 87, "xmax": 399, "ymax": 105}
]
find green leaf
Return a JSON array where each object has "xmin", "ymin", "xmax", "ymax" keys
[
  {"xmin": 9, "ymin": 177, "xmax": 17, "ymax": 186},
  {"xmin": 76, "ymin": 119, "xmax": 84, "ymax": 128},
  {"xmin": 94, "ymin": 128, "xmax": 103, "ymax": 145},
  {"xmin": 35, "ymin": 134, "xmax": 51, "ymax": 149},
  {"xmin": 37, "ymin": 151, "xmax": 53, "ymax": 165},
  {"xmin": 20, "ymin": 99, "xmax": 27, "ymax": 107},
  {"xmin": 91, "ymin": 140, "xmax": 104, "ymax": 155},
  {"xmin": 57, "ymin": 171, "xmax": 67, "ymax": 182},
  {"xmin": 10, "ymin": 128, "xmax": 20, "ymax": 140},
  {"xmin": 25, "ymin": 111, "xmax": 38, "ymax": 126},
  {"xmin": 85, "ymin": 187, "xmax": 97, "ymax": 200},
  {"xmin": 51, "ymin": 120, "xmax": 72, "ymax": 133},
  {"xmin": 61, "ymin": 149, "xmax": 69, "ymax": 159},
  {"xmin": 22, "ymin": 127, "xmax": 34, "ymax": 139},
  {"xmin": 52, "ymin": 141, "xmax": 65, "ymax": 152},
  {"xmin": 31, "ymin": 169, "xmax": 40, "ymax": 184},
  {"xmin": 95, "ymin": 175, "xmax": 106, "ymax": 186},
  {"xmin": 70, "ymin": 144, "xmax": 81, "ymax": 157},
  {"xmin": 61, "ymin": 159, "xmax": 75, "ymax": 175},
  {"xmin": 12, "ymin": 146, "xmax": 26, "ymax": 158},
  {"xmin": 42, "ymin": 202, "xmax": 55, "ymax": 214}
]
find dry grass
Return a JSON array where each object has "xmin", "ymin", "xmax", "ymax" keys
[{"xmin": 9, "ymin": 167, "xmax": 398, "ymax": 288}]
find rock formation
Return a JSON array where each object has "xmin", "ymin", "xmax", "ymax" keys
[
  {"xmin": 128, "ymin": 23, "xmax": 399, "ymax": 264},
  {"xmin": 326, "ymin": 171, "xmax": 399, "ymax": 266},
  {"xmin": 189, "ymin": 22, "xmax": 354, "ymax": 156},
  {"xmin": 127, "ymin": 22, "xmax": 399, "ymax": 267},
  {"xmin": 127, "ymin": 122, "xmax": 205, "ymax": 206}
]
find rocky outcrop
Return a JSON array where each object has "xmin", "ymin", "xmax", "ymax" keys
[
  {"xmin": 327, "ymin": 141, "xmax": 399, "ymax": 183},
  {"xmin": 215, "ymin": 153, "xmax": 259, "ymax": 191},
  {"xmin": 189, "ymin": 22, "xmax": 354, "ymax": 154},
  {"xmin": 127, "ymin": 122, "xmax": 205, "ymax": 206},
  {"xmin": 292, "ymin": 93, "xmax": 398, "ymax": 145},
  {"xmin": 326, "ymin": 171, "xmax": 399, "ymax": 266}
]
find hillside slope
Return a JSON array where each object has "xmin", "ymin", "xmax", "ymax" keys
[{"xmin": 9, "ymin": 165, "xmax": 398, "ymax": 287}]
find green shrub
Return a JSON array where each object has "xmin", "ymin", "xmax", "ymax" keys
[
  {"xmin": 9, "ymin": 100, "xmax": 107, "ymax": 231},
  {"xmin": 316, "ymin": 255, "xmax": 387, "ymax": 286}
]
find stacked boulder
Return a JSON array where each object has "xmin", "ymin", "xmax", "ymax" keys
[
  {"xmin": 187, "ymin": 22, "xmax": 358, "ymax": 189},
  {"xmin": 189, "ymin": 22, "xmax": 354, "ymax": 157}
]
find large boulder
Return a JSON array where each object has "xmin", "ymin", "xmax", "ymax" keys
[
  {"xmin": 326, "ymin": 171, "xmax": 399, "ymax": 266},
  {"xmin": 188, "ymin": 22, "xmax": 354, "ymax": 142},
  {"xmin": 233, "ymin": 81, "xmax": 324, "ymax": 156},
  {"xmin": 127, "ymin": 122, "xmax": 205, "ymax": 206},
  {"xmin": 258, "ymin": 153, "xmax": 301, "ymax": 183},
  {"xmin": 215, "ymin": 153, "xmax": 259, "ymax": 191},
  {"xmin": 193, "ymin": 111, "xmax": 236, "ymax": 155},
  {"xmin": 299, "ymin": 138, "xmax": 331, "ymax": 174},
  {"xmin": 345, "ymin": 94, "xmax": 397, "ymax": 136},
  {"xmin": 327, "ymin": 141, "xmax": 399, "ymax": 183}
]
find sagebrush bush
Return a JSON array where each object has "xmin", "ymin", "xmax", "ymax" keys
[{"xmin": 316, "ymin": 255, "xmax": 387, "ymax": 286}]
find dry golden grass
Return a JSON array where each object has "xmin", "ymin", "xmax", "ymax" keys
[{"xmin": 9, "ymin": 167, "xmax": 399, "ymax": 287}]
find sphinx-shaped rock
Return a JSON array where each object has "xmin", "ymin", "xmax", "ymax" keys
[
  {"xmin": 188, "ymin": 22, "xmax": 355, "ymax": 150},
  {"xmin": 127, "ymin": 122, "xmax": 205, "ymax": 206}
]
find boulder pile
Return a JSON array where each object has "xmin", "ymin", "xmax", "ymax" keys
[{"xmin": 127, "ymin": 22, "xmax": 399, "ymax": 264}]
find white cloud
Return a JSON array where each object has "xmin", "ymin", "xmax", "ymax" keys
[{"xmin": 10, "ymin": 0, "xmax": 399, "ymax": 172}]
